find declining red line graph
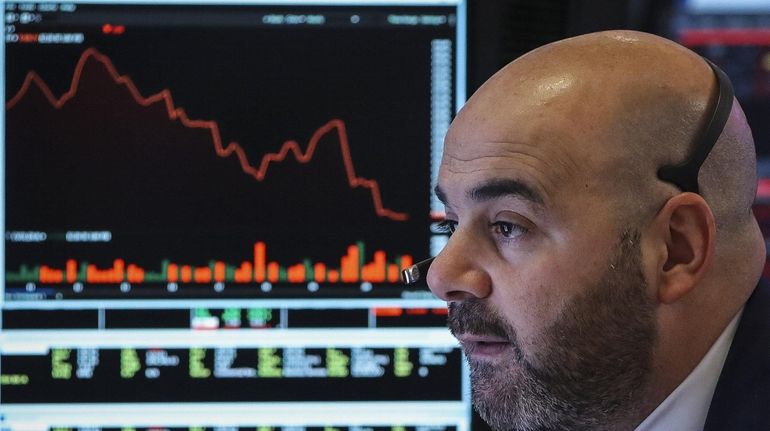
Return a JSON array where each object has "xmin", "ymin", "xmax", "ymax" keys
[{"xmin": 6, "ymin": 47, "xmax": 409, "ymax": 221}]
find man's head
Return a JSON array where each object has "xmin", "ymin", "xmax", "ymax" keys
[{"xmin": 427, "ymin": 30, "xmax": 766, "ymax": 430}]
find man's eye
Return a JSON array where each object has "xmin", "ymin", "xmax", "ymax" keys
[
  {"xmin": 435, "ymin": 220, "xmax": 457, "ymax": 235},
  {"xmin": 491, "ymin": 221, "xmax": 528, "ymax": 239}
]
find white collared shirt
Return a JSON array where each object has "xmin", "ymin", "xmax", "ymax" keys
[{"xmin": 635, "ymin": 309, "xmax": 744, "ymax": 431}]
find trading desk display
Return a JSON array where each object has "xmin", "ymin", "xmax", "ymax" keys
[{"xmin": 0, "ymin": 1, "xmax": 469, "ymax": 430}]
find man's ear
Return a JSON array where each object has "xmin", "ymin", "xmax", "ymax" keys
[{"xmin": 652, "ymin": 193, "xmax": 716, "ymax": 304}]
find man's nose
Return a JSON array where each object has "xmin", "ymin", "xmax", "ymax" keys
[{"xmin": 426, "ymin": 228, "xmax": 492, "ymax": 301}]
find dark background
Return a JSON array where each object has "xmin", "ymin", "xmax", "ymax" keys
[{"xmin": 467, "ymin": 0, "xmax": 675, "ymax": 94}]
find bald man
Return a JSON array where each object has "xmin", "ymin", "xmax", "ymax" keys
[{"xmin": 427, "ymin": 30, "xmax": 770, "ymax": 430}]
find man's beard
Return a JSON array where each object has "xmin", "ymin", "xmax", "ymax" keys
[{"xmin": 448, "ymin": 230, "xmax": 657, "ymax": 431}]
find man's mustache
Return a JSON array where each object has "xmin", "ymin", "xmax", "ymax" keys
[
  {"xmin": 448, "ymin": 300, "xmax": 527, "ymax": 363},
  {"xmin": 448, "ymin": 300, "xmax": 512, "ymax": 340}
]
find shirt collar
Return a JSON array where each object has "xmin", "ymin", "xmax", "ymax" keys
[{"xmin": 635, "ymin": 308, "xmax": 743, "ymax": 431}]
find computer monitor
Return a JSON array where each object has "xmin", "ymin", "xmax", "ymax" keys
[{"xmin": 0, "ymin": 1, "xmax": 468, "ymax": 429}]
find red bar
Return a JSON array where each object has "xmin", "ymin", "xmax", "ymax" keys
[
  {"xmin": 314, "ymin": 262, "xmax": 326, "ymax": 282},
  {"xmin": 214, "ymin": 261, "xmax": 226, "ymax": 283},
  {"xmin": 387, "ymin": 263, "xmax": 400, "ymax": 283},
  {"xmin": 41, "ymin": 266, "xmax": 64, "ymax": 284},
  {"xmin": 194, "ymin": 267, "xmax": 212, "ymax": 283},
  {"xmin": 341, "ymin": 244, "xmax": 359, "ymax": 282},
  {"xmin": 287, "ymin": 264, "xmax": 305, "ymax": 283},
  {"xmin": 679, "ymin": 28, "xmax": 770, "ymax": 47},
  {"xmin": 127, "ymin": 264, "xmax": 144, "ymax": 283},
  {"xmin": 167, "ymin": 263, "xmax": 179, "ymax": 283},
  {"xmin": 66, "ymin": 259, "xmax": 77, "ymax": 283},
  {"xmin": 350, "ymin": 244, "xmax": 360, "ymax": 282},
  {"xmin": 340, "ymin": 255, "xmax": 351, "ymax": 282},
  {"xmin": 113, "ymin": 259, "xmax": 125, "ymax": 283},
  {"xmin": 432, "ymin": 307, "xmax": 449, "ymax": 315},
  {"xmin": 327, "ymin": 269, "xmax": 340, "ymax": 283},
  {"xmin": 39, "ymin": 265, "xmax": 49, "ymax": 283},
  {"xmin": 93, "ymin": 269, "xmax": 103, "ymax": 284},
  {"xmin": 374, "ymin": 307, "xmax": 403, "ymax": 317},
  {"xmin": 267, "ymin": 262, "xmax": 279, "ymax": 283},
  {"xmin": 87, "ymin": 264, "xmax": 97, "ymax": 283},
  {"xmin": 406, "ymin": 308, "xmax": 428, "ymax": 315},
  {"xmin": 400, "ymin": 255, "xmax": 413, "ymax": 270},
  {"xmin": 180, "ymin": 265, "xmax": 192, "ymax": 283},
  {"xmin": 126, "ymin": 265, "xmax": 135, "ymax": 283},
  {"xmin": 234, "ymin": 264, "xmax": 244, "ymax": 283},
  {"xmin": 234, "ymin": 262, "xmax": 252, "ymax": 283},
  {"xmin": 296, "ymin": 263, "xmax": 305, "ymax": 282},
  {"xmin": 373, "ymin": 250, "xmax": 386, "ymax": 282},
  {"xmin": 254, "ymin": 242, "xmax": 266, "ymax": 282},
  {"xmin": 242, "ymin": 262, "xmax": 253, "ymax": 282}
]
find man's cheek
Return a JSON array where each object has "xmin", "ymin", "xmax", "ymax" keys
[{"xmin": 495, "ymin": 278, "xmax": 557, "ymax": 350}]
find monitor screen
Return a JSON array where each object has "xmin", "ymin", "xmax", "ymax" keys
[{"xmin": 0, "ymin": 1, "xmax": 468, "ymax": 429}]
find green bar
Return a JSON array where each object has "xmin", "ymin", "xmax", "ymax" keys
[
  {"xmin": 303, "ymin": 259, "xmax": 313, "ymax": 282},
  {"xmin": 357, "ymin": 241, "xmax": 365, "ymax": 280},
  {"xmin": 222, "ymin": 308, "xmax": 241, "ymax": 325},
  {"xmin": 160, "ymin": 259, "xmax": 170, "ymax": 280},
  {"xmin": 278, "ymin": 267, "xmax": 287, "ymax": 282},
  {"xmin": 9, "ymin": 265, "xmax": 41, "ymax": 282},
  {"xmin": 78, "ymin": 262, "xmax": 88, "ymax": 282},
  {"xmin": 225, "ymin": 265, "xmax": 235, "ymax": 282},
  {"xmin": 144, "ymin": 272, "xmax": 164, "ymax": 283},
  {"xmin": 19, "ymin": 264, "xmax": 35, "ymax": 280},
  {"xmin": 193, "ymin": 308, "xmax": 212, "ymax": 318},
  {"xmin": 6, "ymin": 271, "xmax": 22, "ymax": 283}
]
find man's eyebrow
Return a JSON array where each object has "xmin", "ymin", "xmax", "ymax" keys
[
  {"xmin": 468, "ymin": 179, "xmax": 544, "ymax": 205},
  {"xmin": 433, "ymin": 179, "xmax": 545, "ymax": 206}
]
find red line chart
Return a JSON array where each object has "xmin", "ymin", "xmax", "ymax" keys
[{"xmin": 6, "ymin": 47, "xmax": 409, "ymax": 221}]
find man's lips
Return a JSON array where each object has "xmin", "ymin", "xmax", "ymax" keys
[{"xmin": 456, "ymin": 334, "xmax": 512, "ymax": 360}]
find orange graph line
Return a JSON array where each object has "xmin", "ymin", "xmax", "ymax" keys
[{"xmin": 6, "ymin": 47, "xmax": 409, "ymax": 221}]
